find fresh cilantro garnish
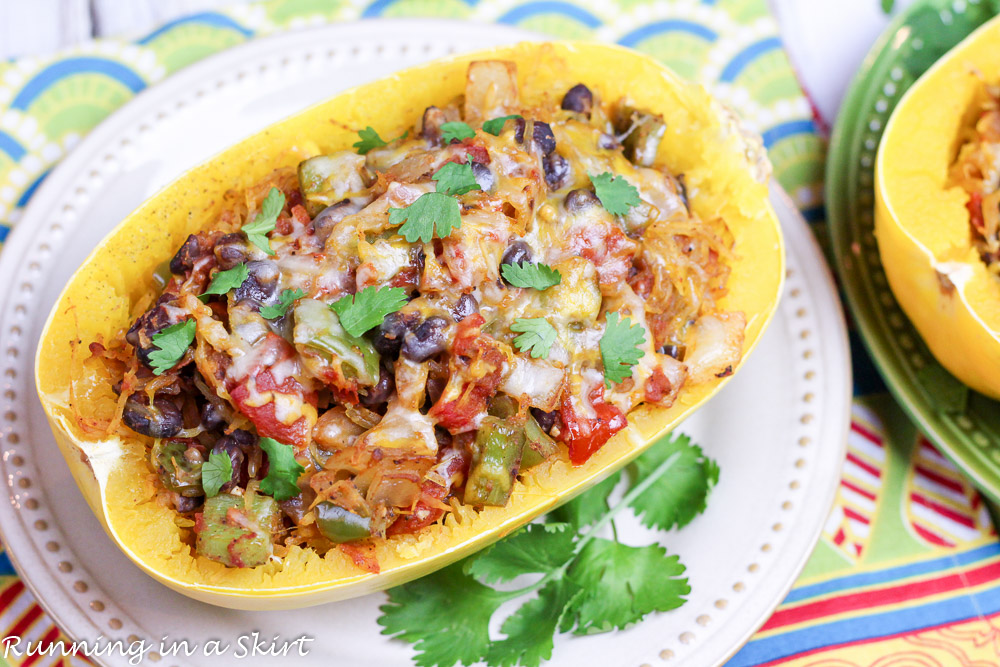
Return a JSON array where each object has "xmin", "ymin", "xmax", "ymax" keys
[
  {"xmin": 628, "ymin": 435, "xmax": 719, "ymax": 531},
  {"xmin": 482, "ymin": 114, "xmax": 523, "ymax": 136},
  {"xmin": 589, "ymin": 172, "xmax": 641, "ymax": 216},
  {"xmin": 388, "ymin": 192, "xmax": 462, "ymax": 243},
  {"xmin": 440, "ymin": 121, "xmax": 475, "ymax": 143},
  {"xmin": 380, "ymin": 432, "xmax": 714, "ymax": 667},
  {"xmin": 330, "ymin": 285, "xmax": 408, "ymax": 338},
  {"xmin": 600, "ymin": 312, "xmax": 646, "ymax": 387},
  {"xmin": 201, "ymin": 450, "xmax": 233, "ymax": 498},
  {"xmin": 511, "ymin": 317, "xmax": 557, "ymax": 360},
  {"xmin": 241, "ymin": 187, "xmax": 284, "ymax": 255},
  {"xmin": 432, "ymin": 160, "xmax": 481, "ymax": 196},
  {"xmin": 260, "ymin": 288, "xmax": 306, "ymax": 320},
  {"xmin": 353, "ymin": 126, "xmax": 408, "ymax": 154},
  {"xmin": 501, "ymin": 262, "xmax": 561, "ymax": 290},
  {"xmin": 258, "ymin": 437, "xmax": 305, "ymax": 501},
  {"xmin": 201, "ymin": 263, "xmax": 249, "ymax": 299},
  {"xmin": 147, "ymin": 319, "xmax": 196, "ymax": 375}
]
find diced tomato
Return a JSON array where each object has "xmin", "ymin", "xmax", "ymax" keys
[
  {"xmin": 570, "ymin": 222, "xmax": 637, "ymax": 288},
  {"xmin": 227, "ymin": 334, "xmax": 317, "ymax": 449},
  {"xmin": 968, "ymin": 191, "xmax": 986, "ymax": 235},
  {"xmin": 428, "ymin": 315, "xmax": 506, "ymax": 432},
  {"xmin": 560, "ymin": 384, "xmax": 627, "ymax": 465},
  {"xmin": 460, "ymin": 142, "xmax": 491, "ymax": 165},
  {"xmin": 338, "ymin": 543, "xmax": 380, "ymax": 574},
  {"xmin": 644, "ymin": 368, "xmax": 673, "ymax": 403},
  {"xmin": 387, "ymin": 448, "xmax": 468, "ymax": 536}
]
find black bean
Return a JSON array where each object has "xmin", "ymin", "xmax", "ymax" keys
[
  {"xmin": 214, "ymin": 233, "xmax": 248, "ymax": 271},
  {"xmin": 502, "ymin": 240, "xmax": 533, "ymax": 267},
  {"xmin": 373, "ymin": 311, "xmax": 420, "ymax": 359},
  {"xmin": 360, "ymin": 364, "xmax": 395, "ymax": 407},
  {"xmin": 174, "ymin": 495, "xmax": 204, "ymax": 513},
  {"xmin": 658, "ymin": 345, "xmax": 685, "ymax": 361},
  {"xmin": 199, "ymin": 401, "xmax": 226, "ymax": 431},
  {"xmin": 421, "ymin": 106, "xmax": 448, "ymax": 146},
  {"xmin": 452, "ymin": 293, "xmax": 479, "ymax": 322},
  {"xmin": 471, "ymin": 162, "xmax": 494, "ymax": 192},
  {"xmin": 530, "ymin": 407, "xmax": 558, "ymax": 434},
  {"xmin": 543, "ymin": 153, "xmax": 570, "ymax": 190},
  {"xmin": 513, "ymin": 118, "xmax": 526, "ymax": 144},
  {"xmin": 532, "ymin": 122, "xmax": 556, "ymax": 156},
  {"xmin": 125, "ymin": 304, "xmax": 177, "ymax": 367},
  {"xmin": 312, "ymin": 200, "xmax": 359, "ymax": 244},
  {"xmin": 213, "ymin": 432, "xmax": 249, "ymax": 492},
  {"xmin": 565, "ymin": 188, "xmax": 600, "ymax": 212},
  {"xmin": 122, "ymin": 396, "xmax": 183, "ymax": 438},
  {"xmin": 170, "ymin": 234, "xmax": 203, "ymax": 275},
  {"xmin": 233, "ymin": 260, "xmax": 279, "ymax": 305},
  {"xmin": 402, "ymin": 316, "xmax": 449, "ymax": 362},
  {"xmin": 561, "ymin": 83, "xmax": 593, "ymax": 116}
]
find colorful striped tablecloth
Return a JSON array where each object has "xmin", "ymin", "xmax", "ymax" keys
[{"xmin": 0, "ymin": 1, "xmax": 998, "ymax": 665}]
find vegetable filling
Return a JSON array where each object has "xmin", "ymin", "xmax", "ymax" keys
[{"xmin": 91, "ymin": 60, "xmax": 744, "ymax": 570}]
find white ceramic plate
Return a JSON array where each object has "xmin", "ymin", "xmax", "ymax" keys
[{"xmin": 0, "ymin": 20, "xmax": 850, "ymax": 667}]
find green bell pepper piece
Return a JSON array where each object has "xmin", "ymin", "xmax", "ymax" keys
[
  {"xmin": 464, "ymin": 417, "xmax": 525, "ymax": 506},
  {"xmin": 315, "ymin": 502, "xmax": 371, "ymax": 543},
  {"xmin": 195, "ymin": 493, "xmax": 281, "ymax": 568}
]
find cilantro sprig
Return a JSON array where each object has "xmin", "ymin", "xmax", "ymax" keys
[
  {"xmin": 511, "ymin": 317, "xmax": 557, "ymax": 360},
  {"xmin": 600, "ymin": 312, "xmax": 646, "ymax": 387},
  {"xmin": 260, "ymin": 288, "xmax": 306, "ymax": 320},
  {"xmin": 482, "ymin": 114, "xmax": 523, "ymax": 136},
  {"xmin": 501, "ymin": 262, "xmax": 561, "ymax": 290},
  {"xmin": 379, "ymin": 433, "xmax": 718, "ymax": 667},
  {"xmin": 589, "ymin": 172, "xmax": 641, "ymax": 216},
  {"xmin": 440, "ymin": 121, "xmax": 475, "ymax": 143},
  {"xmin": 353, "ymin": 126, "xmax": 408, "ymax": 155},
  {"xmin": 389, "ymin": 192, "xmax": 462, "ymax": 244},
  {"xmin": 201, "ymin": 450, "xmax": 233, "ymax": 498},
  {"xmin": 433, "ymin": 160, "xmax": 481, "ymax": 196},
  {"xmin": 241, "ymin": 187, "xmax": 284, "ymax": 255},
  {"xmin": 148, "ymin": 319, "xmax": 196, "ymax": 375},
  {"xmin": 201, "ymin": 263, "xmax": 249, "ymax": 299},
  {"xmin": 258, "ymin": 437, "xmax": 305, "ymax": 501},
  {"xmin": 330, "ymin": 285, "xmax": 408, "ymax": 338}
]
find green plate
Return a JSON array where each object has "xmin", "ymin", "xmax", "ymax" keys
[{"xmin": 826, "ymin": 0, "xmax": 1000, "ymax": 505}]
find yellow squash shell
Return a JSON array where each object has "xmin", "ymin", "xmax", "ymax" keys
[
  {"xmin": 36, "ymin": 42, "xmax": 784, "ymax": 609},
  {"xmin": 876, "ymin": 17, "xmax": 1000, "ymax": 399}
]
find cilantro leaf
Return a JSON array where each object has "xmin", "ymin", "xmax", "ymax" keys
[
  {"xmin": 600, "ymin": 312, "xmax": 646, "ymax": 387},
  {"xmin": 201, "ymin": 263, "xmax": 249, "ymax": 299},
  {"xmin": 432, "ymin": 160, "xmax": 481, "ymax": 196},
  {"xmin": 258, "ymin": 437, "xmax": 305, "ymax": 501},
  {"xmin": 351, "ymin": 126, "xmax": 407, "ymax": 155},
  {"xmin": 482, "ymin": 114, "xmax": 523, "ymax": 136},
  {"xmin": 201, "ymin": 450, "xmax": 233, "ymax": 498},
  {"xmin": 147, "ymin": 319, "xmax": 196, "ymax": 375},
  {"xmin": 440, "ymin": 121, "xmax": 475, "ymax": 143},
  {"xmin": 389, "ymin": 191, "xmax": 462, "ymax": 243},
  {"xmin": 464, "ymin": 523, "xmax": 575, "ymax": 585},
  {"xmin": 241, "ymin": 187, "xmax": 284, "ymax": 255},
  {"xmin": 589, "ymin": 172, "xmax": 641, "ymax": 215},
  {"xmin": 500, "ymin": 262, "xmax": 561, "ymax": 290},
  {"xmin": 565, "ymin": 539, "xmax": 689, "ymax": 634},
  {"xmin": 380, "ymin": 562, "xmax": 505, "ymax": 667},
  {"xmin": 550, "ymin": 473, "xmax": 621, "ymax": 530},
  {"xmin": 378, "ymin": 431, "xmax": 711, "ymax": 667},
  {"xmin": 511, "ymin": 317, "xmax": 557, "ymax": 359},
  {"xmin": 628, "ymin": 433, "xmax": 719, "ymax": 531},
  {"xmin": 487, "ymin": 579, "xmax": 581, "ymax": 667},
  {"xmin": 260, "ymin": 288, "xmax": 305, "ymax": 320},
  {"xmin": 330, "ymin": 285, "xmax": 408, "ymax": 338}
]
